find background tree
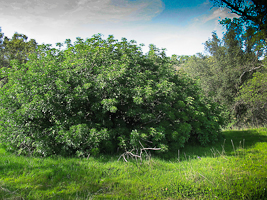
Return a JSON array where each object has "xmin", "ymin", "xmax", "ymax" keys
[
  {"xmin": 0, "ymin": 30, "xmax": 38, "ymax": 87},
  {"xmin": 236, "ymin": 59, "xmax": 267, "ymax": 125},
  {"xmin": 208, "ymin": 1, "xmax": 267, "ymax": 125},
  {"xmin": 182, "ymin": 21, "xmax": 265, "ymax": 125}
]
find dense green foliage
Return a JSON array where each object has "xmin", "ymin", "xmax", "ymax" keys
[{"xmin": 0, "ymin": 34, "xmax": 224, "ymax": 157}]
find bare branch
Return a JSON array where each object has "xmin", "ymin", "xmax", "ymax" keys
[
  {"xmin": 220, "ymin": 0, "xmax": 256, "ymax": 22},
  {"xmin": 142, "ymin": 148, "xmax": 162, "ymax": 151},
  {"xmin": 239, "ymin": 65, "xmax": 263, "ymax": 81},
  {"xmin": 118, "ymin": 143, "xmax": 161, "ymax": 162}
]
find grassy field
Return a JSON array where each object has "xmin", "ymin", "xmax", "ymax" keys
[{"xmin": 0, "ymin": 127, "xmax": 267, "ymax": 199}]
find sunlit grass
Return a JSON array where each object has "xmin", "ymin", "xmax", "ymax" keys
[{"xmin": 1, "ymin": 127, "xmax": 267, "ymax": 199}]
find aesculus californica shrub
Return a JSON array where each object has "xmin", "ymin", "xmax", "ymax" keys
[{"xmin": 0, "ymin": 34, "xmax": 225, "ymax": 157}]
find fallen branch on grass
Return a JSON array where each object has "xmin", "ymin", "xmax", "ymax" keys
[{"xmin": 118, "ymin": 141, "xmax": 161, "ymax": 162}]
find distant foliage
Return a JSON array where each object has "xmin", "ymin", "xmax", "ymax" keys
[{"xmin": 0, "ymin": 34, "xmax": 225, "ymax": 157}]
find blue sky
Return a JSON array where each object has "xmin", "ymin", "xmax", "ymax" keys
[{"xmin": 0, "ymin": 0, "xmax": 237, "ymax": 56}]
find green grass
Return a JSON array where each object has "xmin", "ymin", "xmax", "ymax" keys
[{"xmin": 1, "ymin": 127, "xmax": 267, "ymax": 199}]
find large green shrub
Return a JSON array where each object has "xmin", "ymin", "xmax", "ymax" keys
[{"xmin": 0, "ymin": 35, "xmax": 225, "ymax": 157}]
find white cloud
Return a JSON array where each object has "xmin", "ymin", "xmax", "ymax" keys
[
  {"xmin": 0, "ymin": 0, "xmax": 164, "ymax": 23},
  {"xmin": 0, "ymin": 0, "xmax": 164, "ymax": 48},
  {"xmin": 202, "ymin": 0, "xmax": 210, "ymax": 5},
  {"xmin": 202, "ymin": 8, "xmax": 239, "ymax": 23},
  {"xmin": 190, "ymin": 7, "xmax": 239, "ymax": 41}
]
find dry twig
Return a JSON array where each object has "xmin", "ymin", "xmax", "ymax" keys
[{"xmin": 118, "ymin": 142, "xmax": 161, "ymax": 162}]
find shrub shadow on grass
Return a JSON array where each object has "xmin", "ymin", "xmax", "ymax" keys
[
  {"xmin": 0, "ymin": 156, "xmax": 107, "ymax": 199},
  {"xmin": 156, "ymin": 128, "xmax": 267, "ymax": 161},
  {"xmin": 0, "ymin": 154, "xmax": 157, "ymax": 199},
  {"xmin": 0, "ymin": 161, "xmax": 25, "ymax": 173}
]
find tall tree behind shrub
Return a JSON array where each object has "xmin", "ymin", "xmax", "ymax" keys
[
  {"xmin": 182, "ymin": 21, "xmax": 266, "ymax": 125},
  {"xmin": 0, "ymin": 34, "xmax": 225, "ymax": 157},
  {"xmin": 0, "ymin": 29, "xmax": 38, "ymax": 87},
  {"xmin": 236, "ymin": 65, "xmax": 267, "ymax": 125}
]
